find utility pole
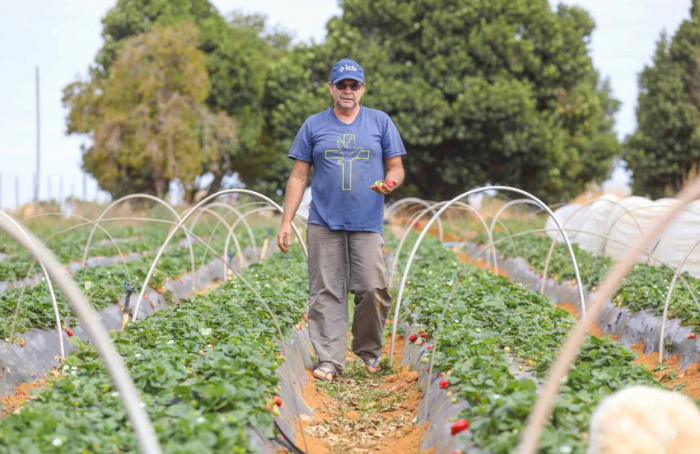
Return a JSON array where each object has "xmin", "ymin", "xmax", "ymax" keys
[
  {"xmin": 59, "ymin": 176, "xmax": 63, "ymax": 212},
  {"xmin": 34, "ymin": 67, "xmax": 41, "ymax": 204}
]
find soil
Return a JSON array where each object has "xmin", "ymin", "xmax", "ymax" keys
[
  {"xmin": 0, "ymin": 376, "xmax": 47, "ymax": 418},
  {"xmin": 0, "ymin": 274, "xmax": 227, "ymax": 418},
  {"xmin": 556, "ymin": 302, "xmax": 700, "ymax": 399},
  {"xmin": 292, "ymin": 335, "xmax": 433, "ymax": 454},
  {"xmin": 630, "ymin": 344, "xmax": 700, "ymax": 399}
]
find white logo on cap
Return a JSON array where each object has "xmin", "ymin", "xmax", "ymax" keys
[{"xmin": 338, "ymin": 65, "xmax": 358, "ymax": 73}]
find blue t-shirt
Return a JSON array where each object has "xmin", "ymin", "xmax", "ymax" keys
[{"xmin": 288, "ymin": 106, "xmax": 406, "ymax": 233}]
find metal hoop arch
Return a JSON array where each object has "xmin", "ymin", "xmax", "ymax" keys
[
  {"xmin": 388, "ymin": 201, "xmax": 497, "ymax": 289},
  {"xmin": 518, "ymin": 176, "xmax": 700, "ymax": 454},
  {"xmin": 130, "ymin": 189, "xmax": 307, "ymax": 322},
  {"xmin": 0, "ymin": 211, "xmax": 64, "ymax": 359},
  {"xmin": 384, "ymin": 197, "xmax": 444, "ymax": 242},
  {"xmin": 468, "ymin": 227, "xmax": 700, "ymax": 317},
  {"xmin": 389, "ymin": 186, "xmax": 585, "ymax": 363},
  {"xmin": 81, "ymin": 194, "xmax": 197, "ymax": 293},
  {"xmin": 193, "ymin": 207, "xmax": 245, "ymax": 281},
  {"xmin": 0, "ymin": 214, "xmax": 162, "ymax": 454},
  {"xmin": 658, "ymin": 236, "xmax": 700, "ymax": 363},
  {"xmin": 222, "ymin": 207, "xmax": 282, "ymax": 280},
  {"xmin": 540, "ymin": 197, "xmax": 649, "ymax": 295},
  {"xmin": 188, "ymin": 202, "xmax": 257, "ymax": 260},
  {"xmin": 485, "ymin": 198, "xmax": 542, "ymax": 268},
  {"xmin": 118, "ymin": 207, "xmax": 311, "ymax": 452}
]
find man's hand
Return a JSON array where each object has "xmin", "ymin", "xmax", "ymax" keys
[
  {"xmin": 277, "ymin": 223, "xmax": 293, "ymax": 253},
  {"xmin": 370, "ymin": 178, "xmax": 397, "ymax": 195}
]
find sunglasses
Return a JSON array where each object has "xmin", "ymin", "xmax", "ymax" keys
[{"xmin": 334, "ymin": 81, "xmax": 364, "ymax": 91}]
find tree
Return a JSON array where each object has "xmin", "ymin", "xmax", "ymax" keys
[
  {"xmin": 625, "ymin": 1, "xmax": 700, "ymax": 198},
  {"xmin": 63, "ymin": 23, "xmax": 237, "ymax": 199},
  {"xmin": 66, "ymin": 0, "xmax": 620, "ymax": 202},
  {"xmin": 249, "ymin": 0, "xmax": 620, "ymax": 203},
  {"xmin": 65, "ymin": 0, "xmax": 280, "ymax": 197}
]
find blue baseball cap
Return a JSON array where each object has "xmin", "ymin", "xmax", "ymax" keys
[{"xmin": 330, "ymin": 59, "xmax": 365, "ymax": 84}]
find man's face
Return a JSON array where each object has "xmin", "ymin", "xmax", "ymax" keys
[{"xmin": 329, "ymin": 79, "xmax": 365, "ymax": 111}]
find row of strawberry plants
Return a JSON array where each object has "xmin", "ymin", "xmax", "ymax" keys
[
  {"xmin": 472, "ymin": 231, "xmax": 613, "ymax": 289},
  {"xmin": 472, "ymin": 232, "xmax": 700, "ymax": 332},
  {"xmin": 0, "ymin": 247, "xmax": 308, "ymax": 453},
  {"xmin": 0, "ymin": 229, "xmax": 266, "ymax": 339},
  {"xmin": 0, "ymin": 223, "xmax": 222, "ymax": 282},
  {"xmin": 397, "ymin": 234, "xmax": 663, "ymax": 453}
]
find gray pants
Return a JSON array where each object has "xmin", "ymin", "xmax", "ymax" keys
[{"xmin": 307, "ymin": 223, "xmax": 392, "ymax": 376}]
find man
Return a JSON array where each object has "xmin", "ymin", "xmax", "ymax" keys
[{"xmin": 276, "ymin": 58, "xmax": 406, "ymax": 382}]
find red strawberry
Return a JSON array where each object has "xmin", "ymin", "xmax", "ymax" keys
[
  {"xmin": 65, "ymin": 328, "xmax": 74, "ymax": 337},
  {"xmin": 439, "ymin": 379, "xmax": 449, "ymax": 389},
  {"xmin": 408, "ymin": 333, "xmax": 418, "ymax": 343},
  {"xmin": 426, "ymin": 345, "xmax": 433, "ymax": 351},
  {"xmin": 549, "ymin": 274, "xmax": 555, "ymax": 279},
  {"xmin": 439, "ymin": 372, "xmax": 445, "ymax": 378},
  {"xmin": 420, "ymin": 332, "xmax": 429, "ymax": 339},
  {"xmin": 273, "ymin": 395, "xmax": 283, "ymax": 407},
  {"xmin": 386, "ymin": 179, "xmax": 396, "ymax": 188},
  {"xmin": 689, "ymin": 333, "xmax": 696, "ymax": 340},
  {"xmin": 451, "ymin": 418, "xmax": 469, "ymax": 435}
]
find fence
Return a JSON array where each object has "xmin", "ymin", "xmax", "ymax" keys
[{"xmin": 0, "ymin": 172, "xmax": 112, "ymax": 212}]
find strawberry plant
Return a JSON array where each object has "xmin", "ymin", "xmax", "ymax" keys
[
  {"xmin": 0, "ymin": 227, "xmax": 267, "ymax": 338},
  {"xmin": 395, "ymin": 233, "xmax": 663, "ymax": 453},
  {"xmin": 0, "ymin": 247, "xmax": 308, "ymax": 453},
  {"xmin": 474, "ymin": 231, "xmax": 700, "ymax": 332}
]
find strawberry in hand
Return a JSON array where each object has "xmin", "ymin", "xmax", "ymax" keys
[{"xmin": 370, "ymin": 178, "xmax": 397, "ymax": 194}]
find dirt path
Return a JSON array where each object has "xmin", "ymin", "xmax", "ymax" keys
[
  {"xmin": 0, "ymin": 278, "xmax": 226, "ymax": 420},
  {"xmin": 556, "ymin": 302, "xmax": 700, "ymax": 399},
  {"xmin": 0, "ymin": 376, "xmax": 47, "ymax": 418},
  {"xmin": 294, "ymin": 335, "xmax": 429, "ymax": 454}
]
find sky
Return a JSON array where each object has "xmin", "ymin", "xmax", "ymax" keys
[{"xmin": 0, "ymin": 0, "xmax": 693, "ymax": 208}]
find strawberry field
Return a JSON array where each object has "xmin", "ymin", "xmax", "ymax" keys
[{"xmin": 2, "ymin": 190, "xmax": 700, "ymax": 454}]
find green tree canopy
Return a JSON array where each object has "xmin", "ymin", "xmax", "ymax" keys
[
  {"xmin": 65, "ymin": 0, "xmax": 282, "ymax": 197},
  {"xmin": 250, "ymin": 0, "xmax": 620, "ymax": 202},
  {"xmin": 625, "ymin": 1, "xmax": 700, "ymax": 198},
  {"xmin": 63, "ymin": 22, "xmax": 237, "ymax": 199},
  {"xmin": 66, "ymin": 0, "xmax": 620, "ymax": 203}
]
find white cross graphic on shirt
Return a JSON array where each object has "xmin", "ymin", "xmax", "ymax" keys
[{"xmin": 324, "ymin": 134, "xmax": 370, "ymax": 191}]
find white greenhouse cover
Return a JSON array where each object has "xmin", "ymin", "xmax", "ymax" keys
[{"xmin": 545, "ymin": 195, "xmax": 700, "ymax": 277}]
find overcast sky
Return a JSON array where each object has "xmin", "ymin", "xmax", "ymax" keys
[{"xmin": 0, "ymin": 0, "xmax": 692, "ymax": 208}]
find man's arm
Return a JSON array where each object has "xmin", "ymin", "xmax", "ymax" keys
[
  {"xmin": 370, "ymin": 156, "xmax": 404, "ymax": 194},
  {"xmin": 277, "ymin": 160, "xmax": 312, "ymax": 252}
]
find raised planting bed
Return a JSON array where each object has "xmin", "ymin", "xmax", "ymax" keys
[
  {"xmin": 393, "ymin": 234, "xmax": 666, "ymax": 454},
  {"xmin": 0, "ymin": 247, "xmax": 313, "ymax": 453},
  {"xmin": 0, "ymin": 227, "xmax": 266, "ymax": 339},
  {"xmin": 467, "ymin": 233, "xmax": 700, "ymax": 367},
  {"xmin": 0, "ymin": 224, "xmax": 178, "ymax": 283},
  {"xmin": 0, "ymin": 231, "xmax": 269, "ymax": 396}
]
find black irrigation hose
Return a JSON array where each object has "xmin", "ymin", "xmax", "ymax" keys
[{"xmin": 272, "ymin": 420, "xmax": 308, "ymax": 454}]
